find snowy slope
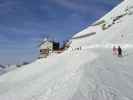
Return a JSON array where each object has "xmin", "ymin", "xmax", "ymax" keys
[{"xmin": 0, "ymin": 0, "xmax": 133, "ymax": 100}]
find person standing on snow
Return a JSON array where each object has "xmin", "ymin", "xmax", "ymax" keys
[
  {"xmin": 112, "ymin": 46, "xmax": 117, "ymax": 55},
  {"xmin": 118, "ymin": 46, "xmax": 122, "ymax": 57}
]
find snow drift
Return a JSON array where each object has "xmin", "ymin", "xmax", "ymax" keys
[{"xmin": 0, "ymin": 0, "xmax": 133, "ymax": 100}]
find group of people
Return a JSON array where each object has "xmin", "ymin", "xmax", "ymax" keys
[{"xmin": 112, "ymin": 46, "xmax": 122, "ymax": 57}]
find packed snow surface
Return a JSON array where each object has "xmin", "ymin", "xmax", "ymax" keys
[{"xmin": 0, "ymin": 0, "xmax": 133, "ymax": 100}]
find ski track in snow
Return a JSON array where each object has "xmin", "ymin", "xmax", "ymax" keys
[{"xmin": 0, "ymin": 50, "xmax": 97, "ymax": 100}]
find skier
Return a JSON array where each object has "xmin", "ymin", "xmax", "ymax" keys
[
  {"xmin": 112, "ymin": 46, "xmax": 117, "ymax": 55},
  {"xmin": 118, "ymin": 46, "xmax": 122, "ymax": 57},
  {"xmin": 79, "ymin": 46, "xmax": 82, "ymax": 50}
]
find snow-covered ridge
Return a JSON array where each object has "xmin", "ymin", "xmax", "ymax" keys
[
  {"xmin": 71, "ymin": 0, "xmax": 133, "ymax": 48},
  {"xmin": 73, "ymin": 0, "xmax": 133, "ymax": 40},
  {"xmin": 0, "ymin": 0, "xmax": 133, "ymax": 100}
]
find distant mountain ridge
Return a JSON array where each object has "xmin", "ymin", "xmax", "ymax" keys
[{"xmin": 0, "ymin": 64, "xmax": 6, "ymax": 69}]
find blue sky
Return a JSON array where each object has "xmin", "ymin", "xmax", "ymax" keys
[{"xmin": 0, "ymin": 0, "xmax": 121, "ymax": 65}]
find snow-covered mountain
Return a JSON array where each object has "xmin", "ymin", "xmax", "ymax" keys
[
  {"xmin": 0, "ymin": 64, "xmax": 18, "ymax": 75},
  {"xmin": 0, "ymin": 0, "xmax": 133, "ymax": 100}
]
